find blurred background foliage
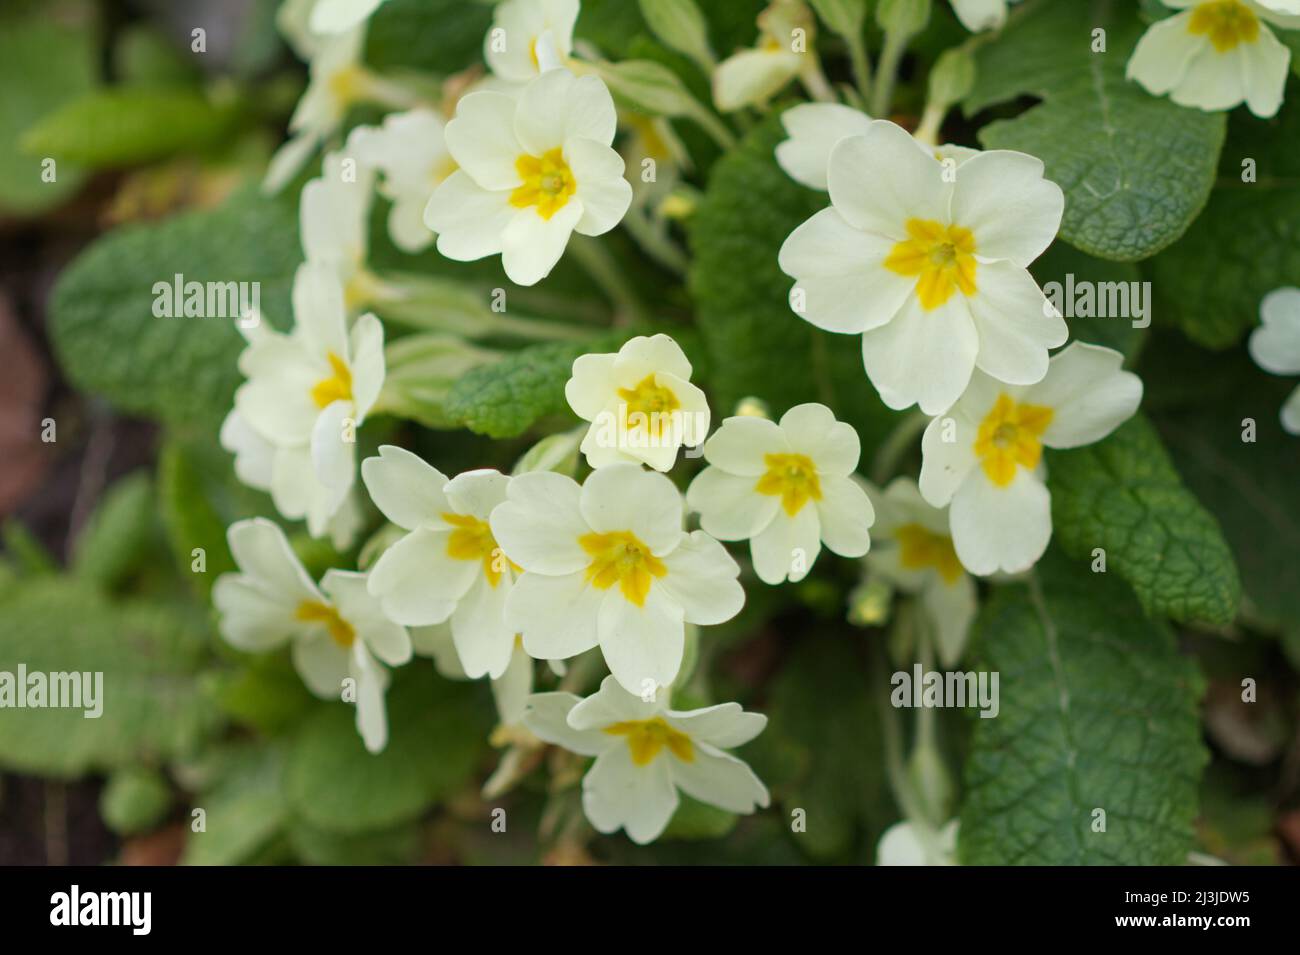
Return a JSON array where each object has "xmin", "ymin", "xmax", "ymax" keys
[{"xmin": 0, "ymin": 0, "xmax": 1297, "ymax": 866}]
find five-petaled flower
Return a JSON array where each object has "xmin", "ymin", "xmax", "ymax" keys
[
  {"xmin": 348, "ymin": 109, "xmax": 456, "ymax": 253},
  {"xmin": 485, "ymin": 0, "xmax": 579, "ymax": 82},
  {"xmin": 778, "ymin": 119, "xmax": 1067, "ymax": 415},
  {"xmin": 1127, "ymin": 0, "xmax": 1299, "ymax": 118},
  {"xmin": 687, "ymin": 403, "xmax": 875, "ymax": 585},
  {"xmin": 424, "ymin": 68, "xmax": 633, "ymax": 286},
  {"xmin": 524, "ymin": 675, "xmax": 770, "ymax": 844},
  {"xmin": 565, "ymin": 333, "xmax": 711, "ymax": 472},
  {"xmin": 213, "ymin": 518, "xmax": 412, "ymax": 753},
  {"xmin": 491, "ymin": 463, "xmax": 744, "ymax": 695},
  {"xmin": 918, "ymin": 342, "xmax": 1143, "ymax": 575},
  {"xmin": 362, "ymin": 446, "xmax": 521, "ymax": 680}
]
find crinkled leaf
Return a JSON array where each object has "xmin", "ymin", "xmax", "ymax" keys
[
  {"xmin": 158, "ymin": 440, "xmax": 236, "ymax": 597},
  {"xmin": 959, "ymin": 552, "xmax": 1207, "ymax": 865},
  {"xmin": 1031, "ymin": 242, "xmax": 1146, "ymax": 361},
  {"xmin": 0, "ymin": 579, "xmax": 221, "ymax": 777},
  {"xmin": 182, "ymin": 744, "xmax": 288, "ymax": 865},
  {"xmin": 71, "ymin": 471, "xmax": 160, "ymax": 592},
  {"xmin": 49, "ymin": 185, "xmax": 299, "ymax": 433},
  {"xmin": 1047, "ymin": 414, "xmax": 1240, "ymax": 627},
  {"xmin": 965, "ymin": 0, "xmax": 1225, "ymax": 261},
  {"xmin": 365, "ymin": 0, "xmax": 491, "ymax": 74}
]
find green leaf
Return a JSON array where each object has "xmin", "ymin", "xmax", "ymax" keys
[
  {"xmin": 49, "ymin": 185, "xmax": 299, "ymax": 433},
  {"xmin": 100, "ymin": 767, "xmax": 173, "ymax": 836},
  {"xmin": 660, "ymin": 795, "xmax": 738, "ymax": 840},
  {"xmin": 1047, "ymin": 414, "xmax": 1240, "ymax": 627},
  {"xmin": 205, "ymin": 655, "xmax": 317, "ymax": 734},
  {"xmin": 22, "ymin": 88, "xmax": 243, "ymax": 168},
  {"xmin": 181, "ymin": 744, "xmax": 288, "ymax": 865},
  {"xmin": 288, "ymin": 818, "xmax": 423, "ymax": 865},
  {"xmin": 0, "ymin": 579, "xmax": 221, "ymax": 777},
  {"xmin": 0, "ymin": 5, "xmax": 95, "ymax": 214},
  {"xmin": 755, "ymin": 636, "xmax": 892, "ymax": 861},
  {"xmin": 689, "ymin": 113, "xmax": 902, "ymax": 452},
  {"xmin": 158, "ymin": 441, "xmax": 236, "ymax": 597},
  {"xmin": 1146, "ymin": 89, "xmax": 1300, "ymax": 348},
  {"xmin": 959, "ymin": 552, "xmax": 1207, "ymax": 865},
  {"xmin": 1030, "ymin": 242, "xmax": 1147, "ymax": 362},
  {"xmin": 365, "ymin": 0, "xmax": 492, "ymax": 74},
  {"xmin": 71, "ymin": 471, "xmax": 159, "ymax": 591},
  {"xmin": 283, "ymin": 667, "xmax": 490, "ymax": 833},
  {"xmin": 443, "ymin": 331, "xmax": 629, "ymax": 439},
  {"xmin": 965, "ymin": 0, "xmax": 1225, "ymax": 261},
  {"xmin": 1143, "ymin": 338, "xmax": 1300, "ymax": 640}
]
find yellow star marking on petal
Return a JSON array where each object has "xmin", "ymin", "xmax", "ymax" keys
[
  {"xmin": 604, "ymin": 717, "xmax": 695, "ymax": 766},
  {"xmin": 754, "ymin": 452, "xmax": 822, "ymax": 517},
  {"xmin": 895, "ymin": 523, "xmax": 964, "ymax": 584},
  {"xmin": 510, "ymin": 147, "xmax": 576, "ymax": 220},
  {"xmin": 328, "ymin": 64, "xmax": 370, "ymax": 109},
  {"xmin": 578, "ymin": 530, "xmax": 667, "ymax": 607},
  {"xmin": 1188, "ymin": 0, "xmax": 1260, "ymax": 52},
  {"xmin": 973, "ymin": 394, "xmax": 1054, "ymax": 487},
  {"xmin": 295, "ymin": 600, "xmax": 356, "ymax": 648},
  {"xmin": 443, "ymin": 513, "xmax": 517, "ymax": 587},
  {"xmin": 310, "ymin": 351, "xmax": 353, "ymax": 409},
  {"xmin": 884, "ymin": 218, "xmax": 978, "ymax": 311},
  {"xmin": 617, "ymin": 374, "xmax": 682, "ymax": 438}
]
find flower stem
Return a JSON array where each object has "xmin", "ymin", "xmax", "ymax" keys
[
  {"xmin": 846, "ymin": 31, "xmax": 873, "ymax": 105},
  {"xmin": 870, "ymin": 28, "xmax": 910, "ymax": 117},
  {"xmin": 568, "ymin": 235, "xmax": 648, "ymax": 325},
  {"xmin": 871, "ymin": 409, "xmax": 930, "ymax": 485},
  {"xmin": 621, "ymin": 206, "xmax": 689, "ymax": 276}
]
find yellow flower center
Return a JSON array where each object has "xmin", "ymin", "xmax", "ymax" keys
[
  {"xmin": 443, "ymin": 513, "xmax": 516, "ymax": 588},
  {"xmin": 510, "ymin": 147, "xmax": 576, "ymax": 220},
  {"xmin": 883, "ymin": 218, "xmax": 979, "ymax": 311},
  {"xmin": 617, "ymin": 374, "xmax": 681, "ymax": 437},
  {"xmin": 973, "ymin": 394, "xmax": 1055, "ymax": 487},
  {"xmin": 604, "ymin": 717, "xmax": 695, "ymax": 766},
  {"xmin": 754, "ymin": 452, "xmax": 822, "ymax": 517},
  {"xmin": 328, "ymin": 64, "xmax": 369, "ymax": 109},
  {"xmin": 310, "ymin": 351, "xmax": 353, "ymax": 409},
  {"xmin": 579, "ymin": 531, "xmax": 667, "ymax": 607},
  {"xmin": 1189, "ymin": 0, "xmax": 1260, "ymax": 52},
  {"xmin": 295, "ymin": 600, "xmax": 356, "ymax": 648},
  {"xmin": 895, "ymin": 523, "xmax": 964, "ymax": 584}
]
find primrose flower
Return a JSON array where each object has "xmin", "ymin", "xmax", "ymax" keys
[
  {"xmin": 491, "ymin": 463, "xmax": 744, "ymax": 695},
  {"xmin": 301, "ymin": 152, "xmax": 378, "ymax": 309},
  {"xmin": 864, "ymin": 478, "xmax": 976, "ymax": 666},
  {"xmin": 565, "ymin": 334, "xmax": 710, "ymax": 472},
  {"xmin": 213, "ymin": 518, "xmax": 412, "ymax": 753},
  {"xmin": 918, "ymin": 342, "xmax": 1142, "ymax": 576},
  {"xmin": 686, "ymin": 403, "xmax": 875, "ymax": 585},
  {"xmin": 713, "ymin": 0, "xmax": 818, "ymax": 111},
  {"xmin": 232, "ymin": 263, "xmax": 384, "ymax": 538},
  {"xmin": 263, "ymin": 24, "xmax": 367, "ymax": 193},
  {"xmin": 778, "ymin": 119, "xmax": 1067, "ymax": 415},
  {"xmin": 485, "ymin": 0, "xmax": 579, "ymax": 82},
  {"xmin": 424, "ymin": 68, "xmax": 633, "ymax": 286},
  {"xmin": 348, "ymin": 109, "xmax": 455, "ymax": 253},
  {"xmin": 1248, "ymin": 287, "xmax": 1300, "ymax": 434},
  {"xmin": 876, "ymin": 819, "xmax": 960, "ymax": 866},
  {"xmin": 310, "ymin": 0, "xmax": 389, "ymax": 34},
  {"xmin": 361, "ymin": 446, "xmax": 520, "ymax": 680},
  {"xmin": 1127, "ymin": 0, "xmax": 1298, "ymax": 118},
  {"xmin": 523, "ymin": 675, "xmax": 770, "ymax": 844},
  {"xmin": 775, "ymin": 103, "xmax": 980, "ymax": 192}
]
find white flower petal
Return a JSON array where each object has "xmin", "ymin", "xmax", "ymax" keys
[
  {"xmin": 1281, "ymin": 383, "xmax": 1300, "ymax": 434},
  {"xmin": 426, "ymin": 170, "xmax": 514, "ymax": 262},
  {"xmin": 500, "ymin": 201, "xmax": 584, "ymax": 286},
  {"xmin": 1126, "ymin": 11, "xmax": 1204, "ymax": 95},
  {"xmin": 568, "ymin": 673, "xmax": 664, "ymax": 728},
  {"xmin": 509, "ymin": 571, "xmax": 602, "ymax": 659},
  {"xmin": 665, "ymin": 703, "xmax": 767, "ymax": 748},
  {"xmin": 491, "ymin": 471, "xmax": 589, "ymax": 575},
  {"xmin": 443, "ymin": 91, "xmax": 524, "ymax": 191},
  {"xmin": 1171, "ymin": 42, "xmax": 1250, "ymax": 112},
  {"xmin": 491, "ymin": 643, "xmax": 534, "ymax": 726},
  {"xmin": 779, "ymin": 402, "xmax": 862, "ymax": 475},
  {"xmin": 212, "ymin": 576, "xmax": 298, "ymax": 652},
  {"xmin": 597, "ymin": 586, "xmax": 686, "ymax": 695},
  {"xmin": 918, "ymin": 411, "xmax": 980, "ymax": 507},
  {"xmin": 348, "ymin": 314, "xmax": 385, "ymax": 421},
  {"xmin": 366, "ymin": 527, "xmax": 464, "ymax": 626},
  {"xmin": 950, "ymin": 0, "xmax": 1007, "ymax": 32},
  {"xmin": 515, "ymin": 71, "xmax": 617, "ymax": 155},
  {"xmin": 950, "ymin": 469, "xmax": 1051, "ymax": 576},
  {"xmin": 444, "ymin": 468, "xmax": 511, "ymax": 520},
  {"xmin": 292, "ymin": 262, "xmax": 349, "ymax": 357},
  {"xmin": 567, "ymin": 137, "xmax": 632, "ymax": 236},
  {"xmin": 668, "ymin": 743, "xmax": 769, "ymax": 814},
  {"xmin": 776, "ymin": 102, "xmax": 874, "ymax": 190},
  {"xmin": 686, "ymin": 467, "xmax": 779, "ymax": 541},
  {"xmin": 451, "ymin": 574, "xmax": 517, "ymax": 680},
  {"xmin": 523, "ymin": 691, "xmax": 610, "ymax": 756},
  {"xmin": 1027, "ymin": 342, "xmax": 1143, "ymax": 449},
  {"xmin": 292, "ymin": 631, "xmax": 350, "ymax": 698},
  {"xmin": 1251, "ymin": 287, "xmax": 1300, "ymax": 375},
  {"xmin": 750, "ymin": 504, "xmax": 822, "ymax": 584},
  {"xmin": 351, "ymin": 642, "xmax": 390, "ymax": 753},
  {"xmin": 613, "ymin": 333, "xmax": 695, "ymax": 382},
  {"xmin": 923, "ymin": 573, "xmax": 978, "ymax": 668},
  {"xmin": 828, "ymin": 124, "xmax": 950, "ymax": 237},
  {"xmin": 861, "ymin": 294, "xmax": 979, "ymax": 414},
  {"xmin": 361, "ymin": 445, "xmax": 451, "ymax": 530},
  {"xmin": 582, "ymin": 744, "xmax": 679, "ymax": 844},
  {"xmin": 566, "ymin": 352, "xmax": 619, "ymax": 419},
  {"xmin": 310, "ymin": 399, "xmax": 356, "ymax": 492},
  {"xmin": 658, "ymin": 530, "xmax": 745, "ymax": 625},
  {"xmin": 712, "ymin": 48, "xmax": 802, "ymax": 111},
  {"xmin": 1240, "ymin": 24, "xmax": 1290, "ymax": 118},
  {"xmin": 815, "ymin": 475, "xmax": 874, "ymax": 557},
  {"xmin": 702, "ymin": 415, "xmax": 789, "ymax": 475},
  {"xmin": 226, "ymin": 518, "xmax": 320, "ymax": 601},
  {"xmin": 579, "ymin": 464, "xmax": 684, "ymax": 555},
  {"xmin": 951, "ymin": 150, "xmax": 1063, "ymax": 267},
  {"xmin": 968, "ymin": 259, "xmax": 1067, "ymax": 386}
]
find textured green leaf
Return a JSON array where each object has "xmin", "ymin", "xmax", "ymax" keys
[
  {"xmin": 689, "ymin": 113, "xmax": 902, "ymax": 452},
  {"xmin": 71, "ymin": 471, "xmax": 159, "ymax": 591},
  {"xmin": 0, "ymin": 579, "xmax": 221, "ymax": 777},
  {"xmin": 660, "ymin": 795, "xmax": 738, "ymax": 840},
  {"xmin": 158, "ymin": 441, "xmax": 236, "ymax": 597},
  {"xmin": 959, "ymin": 552, "xmax": 1207, "ymax": 865},
  {"xmin": 288, "ymin": 818, "xmax": 423, "ymax": 865},
  {"xmin": 365, "ymin": 0, "xmax": 492, "ymax": 74},
  {"xmin": 0, "ymin": 6, "xmax": 95, "ymax": 214},
  {"xmin": 1146, "ymin": 85, "xmax": 1300, "ymax": 348},
  {"xmin": 22, "ymin": 89, "xmax": 242, "ymax": 167},
  {"xmin": 49, "ymin": 186, "xmax": 299, "ymax": 433},
  {"xmin": 1143, "ymin": 338, "xmax": 1300, "ymax": 639},
  {"xmin": 443, "ymin": 331, "xmax": 631, "ymax": 438},
  {"xmin": 965, "ymin": 0, "xmax": 1224, "ymax": 261},
  {"xmin": 283, "ymin": 667, "xmax": 490, "ymax": 833},
  {"xmin": 1030, "ymin": 242, "xmax": 1146, "ymax": 362},
  {"xmin": 1047, "ymin": 414, "xmax": 1240, "ymax": 627}
]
